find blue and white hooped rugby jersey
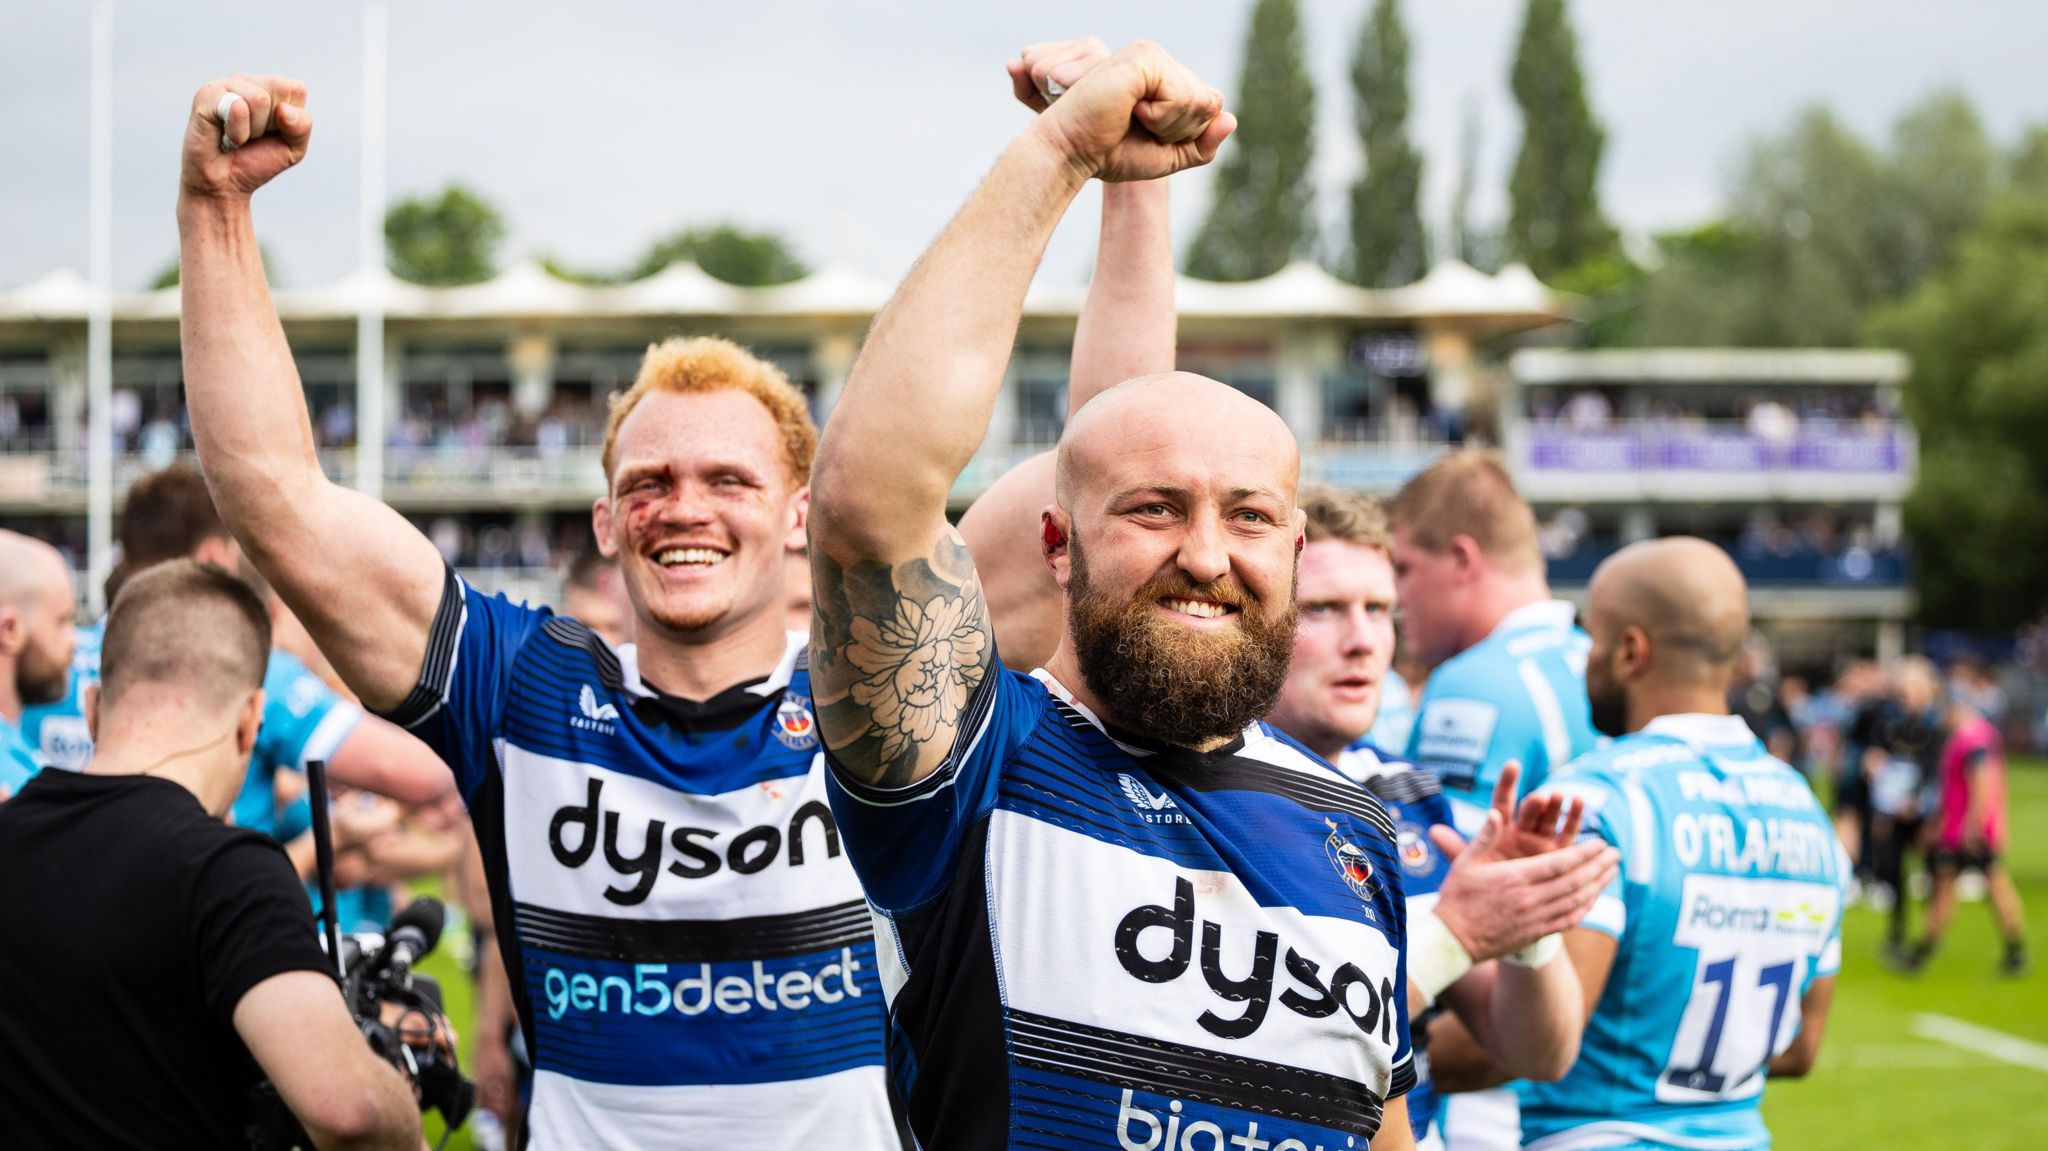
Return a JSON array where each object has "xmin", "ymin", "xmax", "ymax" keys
[
  {"xmin": 1337, "ymin": 739, "xmax": 1484, "ymax": 1151},
  {"xmin": 1405, "ymin": 600, "xmax": 1598, "ymax": 805},
  {"xmin": 1523, "ymin": 714, "xmax": 1849, "ymax": 1151},
  {"xmin": 381, "ymin": 571, "xmax": 898, "ymax": 1150},
  {"xmin": 826, "ymin": 666, "xmax": 1413, "ymax": 1151}
]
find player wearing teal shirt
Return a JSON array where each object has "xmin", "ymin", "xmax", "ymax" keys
[
  {"xmin": 1403, "ymin": 599, "xmax": 1597, "ymax": 804},
  {"xmin": 1521, "ymin": 538, "xmax": 1843, "ymax": 1151},
  {"xmin": 0, "ymin": 718, "xmax": 38, "ymax": 798},
  {"xmin": 19, "ymin": 621, "xmax": 102, "ymax": 774}
]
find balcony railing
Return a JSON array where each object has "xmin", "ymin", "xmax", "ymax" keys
[
  {"xmin": 1547, "ymin": 544, "xmax": 1908, "ymax": 586},
  {"xmin": 0, "ymin": 447, "xmax": 605, "ymax": 506},
  {"xmin": 1517, "ymin": 421, "xmax": 1912, "ymax": 475}
]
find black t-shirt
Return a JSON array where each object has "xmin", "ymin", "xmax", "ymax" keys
[{"xmin": 0, "ymin": 770, "xmax": 335, "ymax": 1148}]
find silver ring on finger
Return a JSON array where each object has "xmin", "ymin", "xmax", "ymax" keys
[
  {"xmin": 215, "ymin": 92, "xmax": 244, "ymax": 152},
  {"xmin": 1039, "ymin": 77, "xmax": 1064, "ymax": 103}
]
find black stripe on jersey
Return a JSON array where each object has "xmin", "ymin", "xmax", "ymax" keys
[
  {"xmin": 513, "ymin": 899, "xmax": 873, "ymax": 964},
  {"xmin": 1145, "ymin": 756, "xmax": 1397, "ymax": 843},
  {"xmin": 541, "ymin": 616, "xmax": 624, "ymax": 690},
  {"xmin": 1008, "ymin": 1009, "xmax": 1385, "ymax": 1136},
  {"xmin": 379, "ymin": 565, "xmax": 465, "ymax": 729},
  {"xmin": 1358, "ymin": 769, "xmax": 1446, "ymax": 809}
]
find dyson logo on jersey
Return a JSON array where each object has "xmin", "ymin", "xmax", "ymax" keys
[
  {"xmin": 540, "ymin": 953, "xmax": 865, "ymax": 1021},
  {"xmin": 548, "ymin": 777, "xmax": 843, "ymax": 906},
  {"xmin": 1114, "ymin": 878, "xmax": 1395, "ymax": 1043},
  {"xmin": 1116, "ymin": 1090, "xmax": 1357, "ymax": 1151}
]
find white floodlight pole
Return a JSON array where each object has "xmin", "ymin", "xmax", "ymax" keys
[
  {"xmin": 356, "ymin": 0, "xmax": 388, "ymax": 500},
  {"xmin": 86, "ymin": 0, "xmax": 114, "ymax": 615}
]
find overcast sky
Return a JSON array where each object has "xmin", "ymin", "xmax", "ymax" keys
[{"xmin": 3, "ymin": 1, "xmax": 2042, "ymax": 292}]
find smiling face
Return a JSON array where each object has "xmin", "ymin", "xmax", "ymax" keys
[
  {"xmin": 592, "ymin": 388, "xmax": 806, "ymax": 644},
  {"xmin": 1052, "ymin": 374, "xmax": 1303, "ymax": 746},
  {"xmin": 1265, "ymin": 539, "xmax": 1396, "ymax": 758}
]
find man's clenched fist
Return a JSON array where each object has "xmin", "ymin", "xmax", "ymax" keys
[
  {"xmin": 1008, "ymin": 37, "xmax": 1111, "ymax": 112},
  {"xmin": 179, "ymin": 74, "xmax": 312, "ymax": 206},
  {"xmin": 1031, "ymin": 40, "xmax": 1234, "ymax": 183}
]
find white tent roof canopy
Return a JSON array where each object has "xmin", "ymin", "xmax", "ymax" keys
[{"xmin": 0, "ymin": 257, "xmax": 1575, "ymax": 327}]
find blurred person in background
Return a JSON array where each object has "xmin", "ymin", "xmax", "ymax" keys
[
  {"xmin": 1388, "ymin": 451, "xmax": 1600, "ymax": 1151},
  {"xmin": 559, "ymin": 549, "xmax": 630, "ymax": 647},
  {"xmin": 1830, "ymin": 659, "xmax": 1888, "ymax": 891},
  {"xmin": 1512, "ymin": 539, "xmax": 1845, "ymax": 1151},
  {"xmin": 1729, "ymin": 633, "xmax": 1798, "ymax": 765},
  {"xmin": 1948, "ymin": 655, "xmax": 2009, "ymax": 730},
  {"xmin": 1893, "ymin": 695, "xmax": 2028, "ymax": 975},
  {"xmin": 1859, "ymin": 656, "xmax": 1944, "ymax": 957},
  {"xmin": 0, "ymin": 531, "xmax": 75, "ymax": 797}
]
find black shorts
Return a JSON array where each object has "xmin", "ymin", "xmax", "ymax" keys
[{"xmin": 1929, "ymin": 845, "xmax": 2000, "ymax": 873}]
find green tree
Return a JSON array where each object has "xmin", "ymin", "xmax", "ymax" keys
[
  {"xmin": 1448, "ymin": 96, "xmax": 1498, "ymax": 271},
  {"xmin": 629, "ymin": 223, "xmax": 808, "ymax": 286},
  {"xmin": 1877, "ymin": 89, "xmax": 1993, "ymax": 297},
  {"xmin": 1345, "ymin": 0, "xmax": 1427, "ymax": 287},
  {"xmin": 1184, "ymin": 0, "xmax": 1318, "ymax": 282},
  {"xmin": 385, "ymin": 184, "xmax": 505, "ymax": 286},
  {"xmin": 1873, "ymin": 193, "xmax": 2048, "ymax": 629},
  {"xmin": 1506, "ymin": 0, "xmax": 1616, "ymax": 279}
]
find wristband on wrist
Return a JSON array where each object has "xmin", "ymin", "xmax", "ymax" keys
[
  {"xmin": 1503, "ymin": 933, "xmax": 1564, "ymax": 968},
  {"xmin": 1408, "ymin": 908, "xmax": 1476, "ymax": 1002}
]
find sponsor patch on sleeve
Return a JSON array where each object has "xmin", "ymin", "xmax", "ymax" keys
[{"xmin": 1413, "ymin": 697, "xmax": 1499, "ymax": 767}]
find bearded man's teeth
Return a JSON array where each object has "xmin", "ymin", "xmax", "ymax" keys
[
  {"xmin": 1163, "ymin": 598, "xmax": 1229, "ymax": 619},
  {"xmin": 657, "ymin": 548, "xmax": 727, "ymax": 567}
]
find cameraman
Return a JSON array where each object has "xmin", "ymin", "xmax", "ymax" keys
[{"xmin": 0, "ymin": 560, "xmax": 420, "ymax": 1149}]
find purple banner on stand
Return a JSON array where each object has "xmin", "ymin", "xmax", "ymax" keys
[
  {"xmin": 1790, "ymin": 431, "xmax": 1901, "ymax": 472},
  {"xmin": 1523, "ymin": 425, "xmax": 1906, "ymax": 474},
  {"xmin": 1525, "ymin": 431, "xmax": 1641, "ymax": 472}
]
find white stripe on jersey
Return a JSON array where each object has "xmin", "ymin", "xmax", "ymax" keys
[
  {"xmin": 525, "ymin": 1066, "xmax": 893, "ymax": 1150},
  {"xmin": 1518, "ymin": 658, "xmax": 1572, "ymax": 774},
  {"xmin": 1523, "ymin": 1118, "xmax": 1769, "ymax": 1151},
  {"xmin": 1621, "ymin": 776, "xmax": 1659, "ymax": 887},
  {"xmin": 501, "ymin": 745, "xmax": 863, "ymax": 923}
]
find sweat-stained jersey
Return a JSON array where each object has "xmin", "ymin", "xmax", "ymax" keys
[
  {"xmin": 1406, "ymin": 600, "xmax": 1598, "ymax": 805},
  {"xmin": 378, "ymin": 571, "xmax": 897, "ymax": 1150},
  {"xmin": 1525, "ymin": 714, "xmax": 1848, "ymax": 1151},
  {"xmin": 826, "ymin": 666, "xmax": 1414, "ymax": 1151}
]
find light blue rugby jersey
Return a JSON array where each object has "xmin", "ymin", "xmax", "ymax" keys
[
  {"xmin": 1524, "ymin": 714, "xmax": 1848, "ymax": 1151},
  {"xmin": 826, "ymin": 666, "xmax": 1413, "ymax": 1151},
  {"xmin": 0, "ymin": 716, "xmax": 38, "ymax": 795},
  {"xmin": 19, "ymin": 620, "xmax": 104, "ymax": 773},
  {"xmin": 19, "ymin": 620, "xmax": 360, "ymax": 839},
  {"xmin": 1406, "ymin": 600, "xmax": 1598, "ymax": 805},
  {"xmin": 380, "ymin": 571, "xmax": 897, "ymax": 1150}
]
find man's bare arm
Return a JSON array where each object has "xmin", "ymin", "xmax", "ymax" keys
[
  {"xmin": 964, "ymin": 40, "xmax": 1178, "ymax": 672},
  {"xmin": 811, "ymin": 42, "xmax": 1231, "ymax": 788},
  {"xmin": 1766, "ymin": 977, "xmax": 1834, "ymax": 1078},
  {"xmin": 177, "ymin": 75, "xmax": 445, "ymax": 712},
  {"xmin": 1430, "ymin": 928, "xmax": 1616, "ymax": 1094}
]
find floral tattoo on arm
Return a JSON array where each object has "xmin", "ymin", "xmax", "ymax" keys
[{"xmin": 811, "ymin": 528, "xmax": 993, "ymax": 788}]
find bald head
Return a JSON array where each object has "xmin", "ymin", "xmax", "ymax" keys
[
  {"xmin": 99, "ymin": 560, "xmax": 270, "ymax": 719},
  {"xmin": 1056, "ymin": 373, "xmax": 1299, "ymax": 510},
  {"xmin": 1591, "ymin": 537, "xmax": 1749, "ymax": 679},
  {"xmin": 0, "ymin": 530, "xmax": 69, "ymax": 610}
]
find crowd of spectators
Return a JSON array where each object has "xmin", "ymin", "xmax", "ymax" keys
[{"xmin": 1526, "ymin": 387, "xmax": 1898, "ymax": 436}]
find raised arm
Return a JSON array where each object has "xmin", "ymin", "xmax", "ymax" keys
[
  {"xmin": 963, "ymin": 41, "xmax": 1180, "ymax": 671},
  {"xmin": 810, "ymin": 41, "xmax": 1232, "ymax": 788},
  {"xmin": 177, "ymin": 75, "xmax": 445, "ymax": 712}
]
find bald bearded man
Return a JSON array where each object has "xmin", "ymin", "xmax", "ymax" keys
[
  {"xmin": 0, "ymin": 532, "xmax": 75, "ymax": 796},
  {"xmin": 1495, "ymin": 539, "xmax": 1847, "ymax": 1151},
  {"xmin": 811, "ymin": 39, "xmax": 1420, "ymax": 1150}
]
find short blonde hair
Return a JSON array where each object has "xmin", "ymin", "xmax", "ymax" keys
[
  {"xmin": 1387, "ymin": 449, "xmax": 1541, "ymax": 575},
  {"xmin": 1299, "ymin": 484, "xmax": 1390, "ymax": 555},
  {"xmin": 601, "ymin": 336, "xmax": 817, "ymax": 486}
]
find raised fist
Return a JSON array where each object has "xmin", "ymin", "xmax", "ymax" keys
[
  {"xmin": 1007, "ymin": 36, "xmax": 1110, "ymax": 113},
  {"xmin": 1034, "ymin": 40, "xmax": 1234, "ymax": 183},
  {"xmin": 179, "ymin": 74, "xmax": 312, "ymax": 205}
]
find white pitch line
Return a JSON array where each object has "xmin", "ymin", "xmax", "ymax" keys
[
  {"xmin": 1911, "ymin": 1013, "xmax": 2048, "ymax": 1074},
  {"xmin": 1824, "ymin": 1043, "xmax": 1980, "ymax": 1069}
]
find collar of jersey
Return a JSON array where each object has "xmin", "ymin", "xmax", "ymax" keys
[
  {"xmin": 1640, "ymin": 712, "xmax": 1760, "ymax": 750},
  {"xmin": 614, "ymin": 630, "xmax": 807, "ymax": 701},
  {"xmin": 1030, "ymin": 668, "xmax": 1258, "ymax": 762},
  {"xmin": 1488, "ymin": 598, "xmax": 1579, "ymax": 641}
]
